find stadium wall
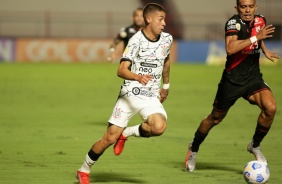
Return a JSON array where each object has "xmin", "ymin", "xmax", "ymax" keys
[{"xmin": 0, "ymin": 38, "xmax": 281, "ymax": 64}]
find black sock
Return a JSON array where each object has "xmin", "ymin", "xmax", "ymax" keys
[
  {"xmin": 252, "ymin": 123, "xmax": 270, "ymax": 148},
  {"xmin": 139, "ymin": 124, "xmax": 149, "ymax": 138},
  {"xmin": 88, "ymin": 149, "xmax": 102, "ymax": 161},
  {"xmin": 191, "ymin": 129, "xmax": 207, "ymax": 152}
]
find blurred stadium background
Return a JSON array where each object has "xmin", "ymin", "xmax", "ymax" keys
[{"xmin": 0, "ymin": 0, "xmax": 281, "ymax": 63}]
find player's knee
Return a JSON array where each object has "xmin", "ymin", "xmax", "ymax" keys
[
  {"xmin": 101, "ymin": 136, "xmax": 116, "ymax": 147},
  {"xmin": 209, "ymin": 114, "xmax": 224, "ymax": 125},
  {"xmin": 153, "ymin": 121, "xmax": 166, "ymax": 136},
  {"xmin": 265, "ymin": 101, "xmax": 276, "ymax": 119}
]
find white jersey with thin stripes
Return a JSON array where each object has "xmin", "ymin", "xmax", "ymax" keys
[{"xmin": 120, "ymin": 30, "xmax": 173, "ymax": 100}]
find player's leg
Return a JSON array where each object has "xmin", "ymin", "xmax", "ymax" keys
[
  {"xmin": 114, "ymin": 98, "xmax": 167, "ymax": 155},
  {"xmin": 190, "ymin": 109, "xmax": 228, "ymax": 152},
  {"xmin": 112, "ymin": 96, "xmax": 140, "ymax": 155},
  {"xmin": 186, "ymin": 78, "xmax": 240, "ymax": 172},
  {"xmin": 246, "ymin": 87, "xmax": 276, "ymax": 162},
  {"xmin": 185, "ymin": 109, "xmax": 228, "ymax": 172},
  {"xmin": 140, "ymin": 112, "xmax": 167, "ymax": 137},
  {"xmin": 77, "ymin": 97, "xmax": 133, "ymax": 183},
  {"xmin": 77, "ymin": 124, "xmax": 124, "ymax": 184}
]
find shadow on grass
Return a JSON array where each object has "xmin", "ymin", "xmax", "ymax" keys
[
  {"xmin": 196, "ymin": 162, "xmax": 242, "ymax": 174},
  {"xmin": 74, "ymin": 172, "xmax": 147, "ymax": 183},
  {"xmin": 175, "ymin": 161, "xmax": 242, "ymax": 175}
]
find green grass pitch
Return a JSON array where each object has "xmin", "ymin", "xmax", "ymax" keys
[{"xmin": 0, "ymin": 63, "xmax": 281, "ymax": 184}]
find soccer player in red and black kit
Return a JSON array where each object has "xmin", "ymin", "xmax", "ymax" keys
[
  {"xmin": 185, "ymin": 0, "xmax": 280, "ymax": 172},
  {"xmin": 107, "ymin": 7, "xmax": 144, "ymax": 63}
]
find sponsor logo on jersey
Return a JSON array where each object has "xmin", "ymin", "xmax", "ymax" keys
[
  {"xmin": 132, "ymin": 87, "xmax": 140, "ymax": 95},
  {"xmin": 241, "ymin": 49, "xmax": 260, "ymax": 54},
  {"xmin": 140, "ymin": 62, "xmax": 158, "ymax": 68},
  {"xmin": 139, "ymin": 67, "xmax": 153, "ymax": 73},
  {"xmin": 227, "ymin": 19, "xmax": 237, "ymax": 30}
]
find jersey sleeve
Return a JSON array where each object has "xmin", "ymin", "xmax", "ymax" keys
[
  {"xmin": 225, "ymin": 16, "xmax": 240, "ymax": 37},
  {"xmin": 167, "ymin": 35, "xmax": 173, "ymax": 56},
  {"xmin": 120, "ymin": 35, "xmax": 140, "ymax": 63},
  {"xmin": 116, "ymin": 27, "xmax": 127, "ymax": 41}
]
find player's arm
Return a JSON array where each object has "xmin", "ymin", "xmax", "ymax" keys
[
  {"xmin": 260, "ymin": 40, "xmax": 280, "ymax": 62},
  {"xmin": 108, "ymin": 38, "xmax": 122, "ymax": 62},
  {"xmin": 159, "ymin": 56, "xmax": 170, "ymax": 103},
  {"xmin": 117, "ymin": 60, "xmax": 152, "ymax": 85},
  {"xmin": 226, "ymin": 25, "xmax": 275, "ymax": 55},
  {"xmin": 109, "ymin": 38, "xmax": 122, "ymax": 51}
]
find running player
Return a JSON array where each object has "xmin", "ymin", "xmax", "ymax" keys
[
  {"xmin": 77, "ymin": 3, "xmax": 173, "ymax": 184},
  {"xmin": 107, "ymin": 7, "xmax": 144, "ymax": 63},
  {"xmin": 185, "ymin": 0, "xmax": 280, "ymax": 172}
]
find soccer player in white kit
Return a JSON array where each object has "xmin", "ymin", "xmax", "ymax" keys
[{"xmin": 77, "ymin": 3, "xmax": 173, "ymax": 184}]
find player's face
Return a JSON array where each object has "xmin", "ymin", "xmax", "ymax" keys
[
  {"xmin": 150, "ymin": 11, "xmax": 166, "ymax": 35},
  {"xmin": 133, "ymin": 10, "xmax": 144, "ymax": 27},
  {"xmin": 236, "ymin": 0, "xmax": 257, "ymax": 22}
]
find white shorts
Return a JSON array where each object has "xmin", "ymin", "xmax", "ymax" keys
[{"xmin": 108, "ymin": 95, "xmax": 167, "ymax": 128}]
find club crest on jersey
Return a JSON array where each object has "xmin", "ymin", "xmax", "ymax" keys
[
  {"xmin": 161, "ymin": 44, "xmax": 169, "ymax": 56},
  {"xmin": 236, "ymin": 23, "xmax": 241, "ymax": 31}
]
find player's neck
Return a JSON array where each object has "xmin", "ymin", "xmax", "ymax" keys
[{"xmin": 143, "ymin": 28, "xmax": 160, "ymax": 41}]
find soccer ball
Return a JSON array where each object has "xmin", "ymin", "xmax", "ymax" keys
[{"xmin": 243, "ymin": 160, "xmax": 270, "ymax": 184}]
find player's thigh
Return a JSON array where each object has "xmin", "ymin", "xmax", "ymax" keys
[
  {"xmin": 139, "ymin": 98, "xmax": 167, "ymax": 122},
  {"xmin": 244, "ymin": 79, "xmax": 274, "ymax": 109},
  {"xmin": 146, "ymin": 113, "xmax": 167, "ymax": 131},
  {"xmin": 213, "ymin": 78, "xmax": 242, "ymax": 111},
  {"xmin": 108, "ymin": 96, "xmax": 139, "ymax": 127},
  {"xmin": 248, "ymin": 90, "xmax": 276, "ymax": 110}
]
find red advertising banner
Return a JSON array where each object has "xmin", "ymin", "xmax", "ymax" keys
[
  {"xmin": 16, "ymin": 39, "xmax": 112, "ymax": 63},
  {"xmin": 15, "ymin": 38, "xmax": 177, "ymax": 63}
]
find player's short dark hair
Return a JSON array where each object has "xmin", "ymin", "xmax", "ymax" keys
[
  {"xmin": 237, "ymin": 0, "xmax": 256, "ymax": 5},
  {"xmin": 133, "ymin": 7, "xmax": 143, "ymax": 16},
  {"xmin": 143, "ymin": 3, "xmax": 166, "ymax": 25}
]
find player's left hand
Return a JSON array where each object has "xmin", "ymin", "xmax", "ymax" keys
[
  {"xmin": 263, "ymin": 50, "xmax": 281, "ymax": 62},
  {"xmin": 159, "ymin": 88, "xmax": 169, "ymax": 103}
]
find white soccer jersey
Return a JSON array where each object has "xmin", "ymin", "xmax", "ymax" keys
[{"xmin": 120, "ymin": 30, "xmax": 173, "ymax": 99}]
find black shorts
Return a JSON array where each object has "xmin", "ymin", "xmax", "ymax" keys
[{"xmin": 213, "ymin": 75, "xmax": 271, "ymax": 111}]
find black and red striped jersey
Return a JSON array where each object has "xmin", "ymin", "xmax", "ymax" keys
[{"xmin": 224, "ymin": 14, "xmax": 266, "ymax": 85}]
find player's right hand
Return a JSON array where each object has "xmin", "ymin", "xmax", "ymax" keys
[
  {"xmin": 138, "ymin": 75, "xmax": 153, "ymax": 86},
  {"xmin": 257, "ymin": 24, "xmax": 275, "ymax": 41}
]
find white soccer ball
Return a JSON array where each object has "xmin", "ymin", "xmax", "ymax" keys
[{"xmin": 243, "ymin": 160, "xmax": 270, "ymax": 184}]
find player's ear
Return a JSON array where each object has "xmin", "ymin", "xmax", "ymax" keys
[
  {"xmin": 254, "ymin": 5, "xmax": 258, "ymax": 12},
  {"xmin": 146, "ymin": 16, "xmax": 151, "ymax": 24},
  {"xmin": 235, "ymin": 6, "xmax": 239, "ymax": 13}
]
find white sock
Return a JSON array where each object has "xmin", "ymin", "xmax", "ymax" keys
[
  {"xmin": 122, "ymin": 124, "xmax": 141, "ymax": 137},
  {"xmin": 78, "ymin": 154, "xmax": 96, "ymax": 173}
]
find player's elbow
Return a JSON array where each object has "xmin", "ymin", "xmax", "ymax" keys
[
  {"xmin": 226, "ymin": 48, "xmax": 235, "ymax": 56},
  {"xmin": 117, "ymin": 69, "xmax": 123, "ymax": 78}
]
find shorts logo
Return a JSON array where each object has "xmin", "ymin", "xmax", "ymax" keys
[
  {"xmin": 113, "ymin": 108, "xmax": 123, "ymax": 118},
  {"xmin": 132, "ymin": 87, "xmax": 140, "ymax": 95}
]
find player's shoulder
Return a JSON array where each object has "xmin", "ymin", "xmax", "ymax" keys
[
  {"xmin": 119, "ymin": 24, "xmax": 134, "ymax": 32},
  {"xmin": 226, "ymin": 14, "xmax": 241, "ymax": 25},
  {"xmin": 160, "ymin": 32, "xmax": 173, "ymax": 41},
  {"xmin": 128, "ymin": 30, "xmax": 142, "ymax": 42}
]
